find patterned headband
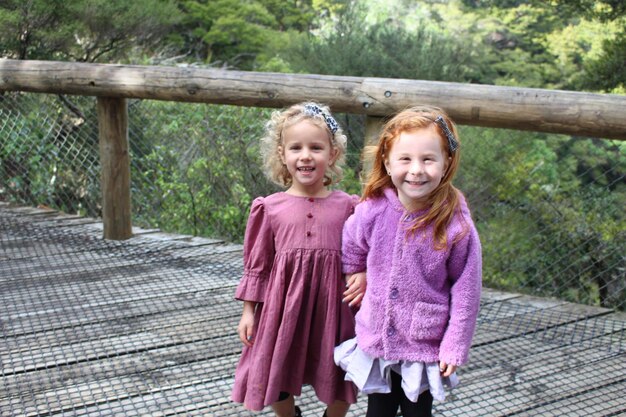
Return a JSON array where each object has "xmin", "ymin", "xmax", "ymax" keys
[
  {"xmin": 434, "ymin": 116, "xmax": 459, "ymax": 153},
  {"xmin": 303, "ymin": 103, "xmax": 339, "ymax": 134}
]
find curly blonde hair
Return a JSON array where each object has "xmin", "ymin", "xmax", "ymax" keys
[{"xmin": 260, "ymin": 102, "xmax": 348, "ymax": 187}]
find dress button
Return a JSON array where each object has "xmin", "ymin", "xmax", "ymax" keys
[
  {"xmin": 386, "ymin": 326, "xmax": 396, "ymax": 336},
  {"xmin": 308, "ymin": 197, "xmax": 314, "ymax": 202},
  {"xmin": 307, "ymin": 213, "xmax": 313, "ymax": 218},
  {"xmin": 390, "ymin": 288, "xmax": 399, "ymax": 299},
  {"xmin": 306, "ymin": 231, "xmax": 312, "ymax": 237}
]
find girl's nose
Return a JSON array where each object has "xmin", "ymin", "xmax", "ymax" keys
[{"xmin": 409, "ymin": 161, "xmax": 422, "ymax": 175}]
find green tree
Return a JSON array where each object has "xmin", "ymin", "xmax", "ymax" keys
[
  {"xmin": 286, "ymin": 2, "xmax": 478, "ymax": 81},
  {"xmin": 0, "ymin": 0, "xmax": 182, "ymax": 62},
  {"xmin": 567, "ymin": 0, "xmax": 626, "ymax": 92},
  {"xmin": 129, "ymin": 101, "xmax": 275, "ymax": 240},
  {"xmin": 583, "ymin": 33, "xmax": 626, "ymax": 92},
  {"xmin": 458, "ymin": 125, "xmax": 625, "ymax": 309},
  {"xmin": 458, "ymin": 0, "xmax": 625, "ymax": 90},
  {"xmin": 173, "ymin": 0, "xmax": 333, "ymax": 69},
  {"xmin": 177, "ymin": 0, "xmax": 277, "ymax": 67}
]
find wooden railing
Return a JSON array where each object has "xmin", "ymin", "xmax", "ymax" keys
[{"xmin": 2, "ymin": 59, "xmax": 625, "ymax": 239}]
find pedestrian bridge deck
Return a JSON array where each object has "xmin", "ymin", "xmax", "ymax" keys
[{"xmin": 1, "ymin": 203, "xmax": 625, "ymax": 416}]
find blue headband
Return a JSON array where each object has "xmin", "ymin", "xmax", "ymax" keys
[
  {"xmin": 303, "ymin": 104, "xmax": 339, "ymax": 134},
  {"xmin": 434, "ymin": 116, "xmax": 459, "ymax": 153}
]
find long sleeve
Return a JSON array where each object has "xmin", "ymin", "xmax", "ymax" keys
[
  {"xmin": 341, "ymin": 202, "xmax": 370, "ymax": 275},
  {"xmin": 439, "ymin": 224, "xmax": 482, "ymax": 366},
  {"xmin": 235, "ymin": 197, "xmax": 275, "ymax": 303}
]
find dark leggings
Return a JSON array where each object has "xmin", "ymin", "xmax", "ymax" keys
[{"xmin": 366, "ymin": 371, "xmax": 433, "ymax": 417}]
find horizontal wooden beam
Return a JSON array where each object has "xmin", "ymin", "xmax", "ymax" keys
[{"xmin": 1, "ymin": 59, "xmax": 625, "ymax": 139}]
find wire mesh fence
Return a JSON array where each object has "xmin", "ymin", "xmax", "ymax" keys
[{"xmin": 0, "ymin": 91, "xmax": 624, "ymax": 311}]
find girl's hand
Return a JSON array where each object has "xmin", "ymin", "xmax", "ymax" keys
[
  {"xmin": 237, "ymin": 302, "xmax": 256, "ymax": 347},
  {"xmin": 343, "ymin": 272, "xmax": 366, "ymax": 307},
  {"xmin": 439, "ymin": 361, "xmax": 457, "ymax": 378}
]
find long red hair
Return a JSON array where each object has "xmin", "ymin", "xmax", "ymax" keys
[{"xmin": 362, "ymin": 106, "xmax": 463, "ymax": 250}]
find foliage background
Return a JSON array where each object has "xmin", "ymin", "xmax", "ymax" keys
[{"xmin": 0, "ymin": 0, "xmax": 624, "ymax": 310}]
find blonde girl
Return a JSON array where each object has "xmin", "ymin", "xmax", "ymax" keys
[{"xmin": 232, "ymin": 102, "xmax": 358, "ymax": 417}]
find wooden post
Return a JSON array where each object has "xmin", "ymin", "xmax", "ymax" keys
[
  {"xmin": 97, "ymin": 97, "xmax": 132, "ymax": 240},
  {"xmin": 361, "ymin": 116, "xmax": 386, "ymax": 181}
]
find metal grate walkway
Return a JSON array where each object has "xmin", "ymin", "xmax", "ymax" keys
[{"xmin": 1, "ymin": 203, "xmax": 625, "ymax": 416}]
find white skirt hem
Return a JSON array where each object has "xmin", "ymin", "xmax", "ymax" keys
[{"xmin": 334, "ymin": 338, "xmax": 458, "ymax": 402}]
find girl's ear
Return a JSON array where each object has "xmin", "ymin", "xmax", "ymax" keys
[
  {"xmin": 384, "ymin": 158, "xmax": 391, "ymax": 174},
  {"xmin": 329, "ymin": 146, "xmax": 339, "ymax": 166},
  {"xmin": 277, "ymin": 146, "xmax": 285, "ymax": 164}
]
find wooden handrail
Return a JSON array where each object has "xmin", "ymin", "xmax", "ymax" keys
[
  {"xmin": 2, "ymin": 58, "xmax": 624, "ymax": 239},
  {"xmin": 1, "ymin": 59, "xmax": 625, "ymax": 140}
]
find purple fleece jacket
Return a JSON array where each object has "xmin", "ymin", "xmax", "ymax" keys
[{"xmin": 342, "ymin": 188, "xmax": 482, "ymax": 366}]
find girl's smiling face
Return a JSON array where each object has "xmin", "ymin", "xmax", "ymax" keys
[
  {"xmin": 384, "ymin": 125, "xmax": 449, "ymax": 211},
  {"xmin": 279, "ymin": 119, "xmax": 337, "ymax": 197}
]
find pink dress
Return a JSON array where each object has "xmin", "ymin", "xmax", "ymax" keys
[{"xmin": 231, "ymin": 191, "xmax": 358, "ymax": 411}]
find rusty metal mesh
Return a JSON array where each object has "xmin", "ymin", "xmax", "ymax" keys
[{"xmin": 2, "ymin": 206, "xmax": 625, "ymax": 416}]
